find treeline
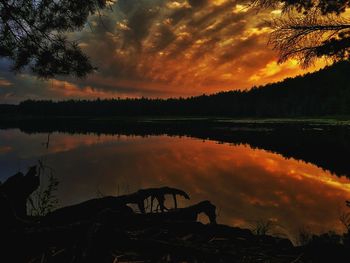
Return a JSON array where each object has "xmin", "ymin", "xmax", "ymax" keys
[{"xmin": 2, "ymin": 61, "xmax": 350, "ymax": 117}]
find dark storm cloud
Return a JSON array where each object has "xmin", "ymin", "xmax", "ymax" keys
[
  {"xmin": 218, "ymin": 34, "xmax": 265, "ymax": 63},
  {"xmin": 0, "ymin": 0, "xmax": 323, "ymax": 103},
  {"xmin": 188, "ymin": 0, "xmax": 208, "ymax": 8}
]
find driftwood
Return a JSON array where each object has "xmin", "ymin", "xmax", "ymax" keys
[
  {"xmin": 2, "ymin": 170, "xmax": 350, "ymax": 262},
  {"xmin": 116, "ymin": 186, "xmax": 190, "ymax": 213},
  {"xmin": 134, "ymin": 200, "xmax": 217, "ymax": 224},
  {"xmin": 41, "ymin": 187, "xmax": 190, "ymax": 225},
  {"xmin": 41, "ymin": 187, "xmax": 191, "ymax": 226}
]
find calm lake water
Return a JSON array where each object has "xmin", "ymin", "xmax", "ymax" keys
[{"xmin": 1, "ymin": 127, "xmax": 350, "ymax": 241}]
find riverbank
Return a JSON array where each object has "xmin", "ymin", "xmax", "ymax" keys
[{"xmin": 1, "ymin": 115, "xmax": 350, "ymax": 124}]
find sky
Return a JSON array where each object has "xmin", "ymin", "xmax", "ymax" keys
[{"xmin": 0, "ymin": 0, "xmax": 325, "ymax": 103}]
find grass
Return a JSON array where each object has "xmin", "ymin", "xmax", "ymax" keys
[{"xmin": 28, "ymin": 161, "xmax": 59, "ymax": 216}]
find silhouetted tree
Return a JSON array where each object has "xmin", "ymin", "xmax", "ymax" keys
[
  {"xmin": 4, "ymin": 61, "xmax": 349, "ymax": 118},
  {"xmin": 253, "ymin": 0, "xmax": 350, "ymax": 66},
  {"xmin": 0, "ymin": 0, "xmax": 110, "ymax": 78}
]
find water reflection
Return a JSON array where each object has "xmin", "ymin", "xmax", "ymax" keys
[{"xmin": 1, "ymin": 129, "xmax": 350, "ymax": 240}]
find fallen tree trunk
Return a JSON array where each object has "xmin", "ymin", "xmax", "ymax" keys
[
  {"xmin": 41, "ymin": 199, "xmax": 217, "ymax": 227},
  {"xmin": 40, "ymin": 187, "xmax": 191, "ymax": 226}
]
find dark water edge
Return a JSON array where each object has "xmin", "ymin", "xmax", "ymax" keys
[{"xmin": 1, "ymin": 116, "xmax": 350, "ymax": 178}]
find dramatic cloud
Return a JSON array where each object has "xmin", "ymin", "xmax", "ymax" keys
[{"xmin": 0, "ymin": 0, "xmax": 325, "ymax": 103}]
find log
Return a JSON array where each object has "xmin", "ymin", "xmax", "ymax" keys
[
  {"xmin": 133, "ymin": 200, "xmax": 217, "ymax": 225},
  {"xmin": 41, "ymin": 187, "xmax": 191, "ymax": 226}
]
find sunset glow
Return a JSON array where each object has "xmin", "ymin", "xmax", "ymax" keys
[
  {"xmin": 2, "ymin": 1, "xmax": 350, "ymax": 260},
  {"xmin": 0, "ymin": 0, "xmax": 326, "ymax": 103}
]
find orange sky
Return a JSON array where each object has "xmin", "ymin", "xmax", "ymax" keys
[{"xmin": 0, "ymin": 0, "xmax": 326, "ymax": 103}]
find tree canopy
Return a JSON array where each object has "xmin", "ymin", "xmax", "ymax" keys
[
  {"xmin": 254, "ymin": 0, "xmax": 350, "ymax": 15},
  {"xmin": 0, "ymin": 0, "xmax": 110, "ymax": 78},
  {"xmin": 253, "ymin": 0, "xmax": 350, "ymax": 66},
  {"xmin": 2, "ymin": 61, "xmax": 350, "ymax": 118}
]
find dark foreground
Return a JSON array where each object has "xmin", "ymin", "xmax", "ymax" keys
[{"xmin": 1, "ymin": 166, "xmax": 350, "ymax": 263}]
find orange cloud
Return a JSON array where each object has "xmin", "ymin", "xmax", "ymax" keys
[
  {"xmin": 67, "ymin": 0, "xmax": 326, "ymax": 98},
  {"xmin": 48, "ymin": 79, "xmax": 117, "ymax": 99},
  {"xmin": 0, "ymin": 78, "xmax": 12, "ymax": 87},
  {"xmin": 0, "ymin": 0, "xmax": 329, "ymax": 101}
]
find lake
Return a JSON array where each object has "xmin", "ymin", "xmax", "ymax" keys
[{"xmin": 1, "ymin": 121, "xmax": 350, "ymax": 243}]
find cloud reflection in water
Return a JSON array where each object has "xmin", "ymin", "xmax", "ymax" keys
[{"xmin": 1, "ymin": 130, "xmax": 349, "ymax": 239}]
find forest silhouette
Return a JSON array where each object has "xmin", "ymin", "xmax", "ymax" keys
[{"xmin": 2, "ymin": 61, "xmax": 350, "ymax": 118}]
